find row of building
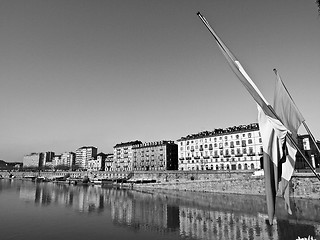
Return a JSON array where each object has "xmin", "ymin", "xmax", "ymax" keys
[{"xmin": 22, "ymin": 123, "xmax": 320, "ymax": 172}]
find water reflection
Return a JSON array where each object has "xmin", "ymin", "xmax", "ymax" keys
[{"xmin": 2, "ymin": 180, "xmax": 320, "ymax": 240}]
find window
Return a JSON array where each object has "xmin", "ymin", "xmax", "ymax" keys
[
  {"xmin": 248, "ymin": 139, "xmax": 253, "ymax": 144},
  {"xmin": 249, "ymin": 147, "xmax": 254, "ymax": 154},
  {"xmin": 248, "ymin": 133, "xmax": 252, "ymax": 138},
  {"xmin": 236, "ymin": 134, "xmax": 239, "ymax": 139},
  {"xmin": 242, "ymin": 140, "xmax": 246, "ymax": 147},
  {"xmin": 230, "ymin": 141, "xmax": 234, "ymax": 148},
  {"xmin": 243, "ymin": 148, "xmax": 247, "ymax": 154}
]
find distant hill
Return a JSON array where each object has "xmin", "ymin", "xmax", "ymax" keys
[
  {"xmin": 0, "ymin": 160, "xmax": 22, "ymax": 169},
  {"xmin": 0, "ymin": 160, "xmax": 7, "ymax": 166}
]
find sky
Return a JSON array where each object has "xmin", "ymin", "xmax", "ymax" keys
[{"xmin": 1, "ymin": 0, "xmax": 320, "ymax": 162}]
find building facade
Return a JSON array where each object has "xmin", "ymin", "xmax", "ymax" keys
[
  {"xmin": 42, "ymin": 152, "xmax": 55, "ymax": 168},
  {"xmin": 177, "ymin": 123, "xmax": 263, "ymax": 171},
  {"xmin": 113, "ymin": 140, "xmax": 142, "ymax": 171},
  {"xmin": 105, "ymin": 154, "xmax": 114, "ymax": 171},
  {"xmin": 75, "ymin": 146, "xmax": 98, "ymax": 169},
  {"xmin": 88, "ymin": 152, "xmax": 107, "ymax": 171},
  {"xmin": 132, "ymin": 141, "xmax": 178, "ymax": 171},
  {"xmin": 23, "ymin": 153, "xmax": 44, "ymax": 168},
  {"xmin": 60, "ymin": 152, "xmax": 76, "ymax": 168},
  {"xmin": 296, "ymin": 134, "xmax": 320, "ymax": 169}
]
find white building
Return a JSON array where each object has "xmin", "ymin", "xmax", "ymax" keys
[
  {"xmin": 75, "ymin": 146, "xmax": 97, "ymax": 169},
  {"xmin": 177, "ymin": 123, "xmax": 263, "ymax": 171},
  {"xmin": 87, "ymin": 152, "xmax": 109, "ymax": 171},
  {"xmin": 105, "ymin": 154, "xmax": 114, "ymax": 171},
  {"xmin": 113, "ymin": 140, "xmax": 142, "ymax": 171},
  {"xmin": 61, "ymin": 152, "xmax": 76, "ymax": 168},
  {"xmin": 23, "ymin": 153, "xmax": 43, "ymax": 168}
]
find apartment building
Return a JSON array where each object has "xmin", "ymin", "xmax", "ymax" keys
[
  {"xmin": 105, "ymin": 154, "xmax": 114, "ymax": 171},
  {"xmin": 113, "ymin": 140, "xmax": 142, "ymax": 171},
  {"xmin": 23, "ymin": 152, "xmax": 44, "ymax": 168},
  {"xmin": 88, "ymin": 152, "xmax": 110, "ymax": 171},
  {"xmin": 75, "ymin": 146, "xmax": 98, "ymax": 169},
  {"xmin": 132, "ymin": 140, "xmax": 178, "ymax": 171},
  {"xmin": 177, "ymin": 123, "xmax": 263, "ymax": 171}
]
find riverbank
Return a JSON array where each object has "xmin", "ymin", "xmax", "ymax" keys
[
  {"xmin": 1, "ymin": 170, "xmax": 319, "ymax": 199},
  {"xmin": 132, "ymin": 175, "xmax": 320, "ymax": 199}
]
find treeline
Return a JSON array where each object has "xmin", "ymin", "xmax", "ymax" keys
[{"xmin": 0, "ymin": 160, "xmax": 23, "ymax": 170}]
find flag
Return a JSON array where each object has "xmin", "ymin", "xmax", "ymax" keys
[
  {"xmin": 258, "ymin": 106, "xmax": 287, "ymax": 224},
  {"xmin": 274, "ymin": 70, "xmax": 304, "ymax": 140},
  {"xmin": 273, "ymin": 70, "xmax": 304, "ymax": 214},
  {"xmin": 197, "ymin": 12, "xmax": 292, "ymax": 224}
]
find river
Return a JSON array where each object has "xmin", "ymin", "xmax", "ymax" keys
[{"xmin": 0, "ymin": 179, "xmax": 319, "ymax": 240}]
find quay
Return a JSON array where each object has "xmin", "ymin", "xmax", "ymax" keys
[{"xmin": 0, "ymin": 170, "xmax": 319, "ymax": 199}]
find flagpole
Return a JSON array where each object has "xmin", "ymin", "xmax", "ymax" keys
[
  {"xmin": 273, "ymin": 68, "xmax": 320, "ymax": 171},
  {"xmin": 197, "ymin": 12, "xmax": 320, "ymax": 181}
]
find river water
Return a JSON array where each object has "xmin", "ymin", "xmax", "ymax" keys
[{"xmin": 0, "ymin": 179, "xmax": 319, "ymax": 240}]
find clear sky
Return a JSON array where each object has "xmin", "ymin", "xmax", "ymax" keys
[{"xmin": 1, "ymin": 0, "xmax": 320, "ymax": 162}]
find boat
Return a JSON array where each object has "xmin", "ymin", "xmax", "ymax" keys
[
  {"xmin": 252, "ymin": 169, "xmax": 264, "ymax": 177},
  {"xmin": 23, "ymin": 175, "xmax": 37, "ymax": 181},
  {"xmin": 92, "ymin": 178, "xmax": 113, "ymax": 185}
]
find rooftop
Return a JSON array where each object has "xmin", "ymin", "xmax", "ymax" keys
[{"xmin": 177, "ymin": 123, "xmax": 259, "ymax": 141}]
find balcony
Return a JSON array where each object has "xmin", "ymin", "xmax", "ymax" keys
[
  {"xmin": 212, "ymin": 155, "xmax": 219, "ymax": 158},
  {"xmin": 194, "ymin": 156, "xmax": 200, "ymax": 159},
  {"xmin": 203, "ymin": 156, "xmax": 210, "ymax": 159}
]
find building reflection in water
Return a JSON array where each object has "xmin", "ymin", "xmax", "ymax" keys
[{"xmin": 16, "ymin": 181, "xmax": 320, "ymax": 240}]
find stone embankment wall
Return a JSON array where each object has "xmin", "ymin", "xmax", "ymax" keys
[{"xmin": 1, "ymin": 170, "xmax": 319, "ymax": 199}]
